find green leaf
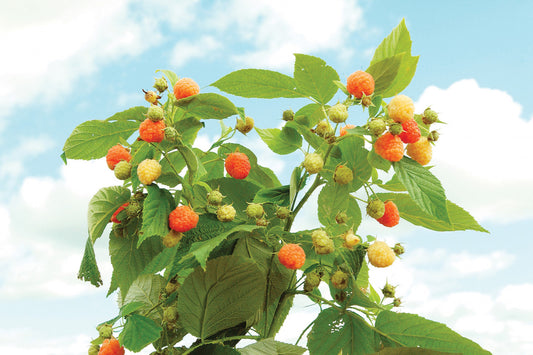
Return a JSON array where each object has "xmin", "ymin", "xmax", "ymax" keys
[
  {"xmin": 366, "ymin": 54, "xmax": 404, "ymax": 97},
  {"xmin": 63, "ymin": 107, "xmax": 145, "ymax": 160},
  {"xmin": 285, "ymin": 121, "xmax": 324, "ymax": 150},
  {"xmin": 375, "ymin": 311, "xmax": 491, "ymax": 354},
  {"xmin": 78, "ymin": 237, "xmax": 102, "ymax": 287},
  {"xmin": 156, "ymin": 69, "xmax": 179, "ymax": 89},
  {"xmin": 337, "ymin": 135, "xmax": 372, "ymax": 192},
  {"xmin": 142, "ymin": 245, "xmax": 179, "ymax": 275},
  {"xmin": 176, "ymin": 93, "xmax": 239, "ymax": 120},
  {"xmin": 119, "ymin": 301, "xmax": 145, "ymax": 317},
  {"xmin": 376, "ymin": 193, "xmax": 488, "ymax": 233},
  {"xmin": 369, "ymin": 95, "xmax": 383, "ymax": 118},
  {"xmin": 175, "ymin": 116, "xmax": 204, "ymax": 145},
  {"xmin": 371, "ymin": 19, "xmax": 412, "ymax": 64},
  {"xmin": 138, "ymin": 185, "xmax": 172, "ymax": 246},
  {"xmin": 211, "ymin": 69, "xmax": 306, "ymax": 99},
  {"xmin": 256, "ymin": 126, "xmax": 302, "ymax": 155},
  {"xmin": 254, "ymin": 185, "xmax": 290, "ymax": 206},
  {"xmin": 190, "ymin": 344, "xmax": 240, "ymax": 354},
  {"xmin": 119, "ymin": 274, "xmax": 166, "ymax": 321},
  {"xmin": 158, "ymin": 151, "xmax": 187, "ymax": 187},
  {"xmin": 177, "ymin": 255, "xmax": 266, "ymax": 340},
  {"xmin": 240, "ymin": 338, "xmax": 307, "ymax": 355},
  {"xmin": 88, "ymin": 186, "xmax": 130, "ymax": 243},
  {"xmin": 370, "ymin": 348, "xmax": 459, "ymax": 355},
  {"xmin": 293, "ymin": 54, "xmax": 339, "ymax": 104},
  {"xmin": 377, "ymin": 174, "xmax": 406, "ymax": 192},
  {"xmin": 318, "ymin": 184, "xmax": 361, "ymax": 231},
  {"xmin": 294, "ymin": 103, "xmax": 325, "ymax": 127},
  {"xmin": 393, "ymin": 157, "xmax": 450, "ymax": 224},
  {"xmin": 368, "ymin": 148, "xmax": 391, "ymax": 172},
  {"xmin": 381, "ymin": 55, "xmax": 419, "ymax": 98},
  {"xmin": 307, "ymin": 308, "xmax": 380, "ymax": 355},
  {"xmin": 290, "ymin": 166, "xmax": 306, "ymax": 208},
  {"xmin": 119, "ymin": 314, "xmax": 162, "ymax": 352}
]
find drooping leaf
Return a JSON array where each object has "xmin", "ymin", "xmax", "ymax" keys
[
  {"xmin": 177, "ymin": 255, "xmax": 266, "ymax": 340},
  {"xmin": 119, "ymin": 274, "xmax": 166, "ymax": 320},
  {"xmin": 376, "ymin": 311, "xmax": 491, "ymax": 355},
  {"xmin": 78, "ymin": 237, "xmax": 102, "ymax": 287},
  {"xmin": 175, "ymin": 93, "xmax": 239, "ymax": 120},
  {"xmin": 119, "ymin": 314, "xmax": 162, "ymax": 352},
  {"xmin": 211, "ymin": 69, "xmax": 306, "ymax": 99},
  {"xmin": 88, "ymin": 186, "xmax": 131, "ymax": 243},
  {"xmin": 293, "ymin": 53, "xmax": 339, "ymax": 104},
  {"xmin": 138, "ymin": 184, "xmax": 173, "ymax": 246},
  {"xmin": 370, "ymin": 348, "xmax": 459, "ymax": 355},
  {"xmin": 256, "ymin": 126, "xmax": 302, "ymax": 155}
]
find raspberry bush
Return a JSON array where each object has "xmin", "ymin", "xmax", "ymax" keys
[{"xmin": 63, "ymin": 19, "xmax": 490, "ymax": 355}]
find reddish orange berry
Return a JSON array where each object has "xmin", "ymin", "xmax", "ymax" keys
[
  {"xmin": 169, "ymin": 205, "xmax": 199, "ymax": 233},
  {"xmin": 139, "ymin": 118, "xmax": 166, "ymax": 143},
  {"xmin": 346, "ymin": 71, "xmax": 375, "ymax": 99},
  {"xmin": 376, "ymin": 201, "xmax": 400, "ymax": 227},
  {"xmin": 173, "ymin": 78, "xmax": 200, "ymax": 100},
  {"xmin": 399, "ymin": 119, "xmax": 421, "ymax": 143},
  {"xmin": 278, "ymin": 244, "xmax": 306, "ymax": 269},
  {"xmin": 98, "ymin": 338, "xmax": 125, "ymax": 355},
  {"xmin": 106, "ymin": 145, "xmax": 131, "ymax": 170},
  {"xmin": 374, "ymin": 133, "xmax": 404, "ymax": 162},
  {"xmin": 225, "ymin": 151, "xmax": 251, "ymax": 179},
  {"xmin": 340, "ymin": 124, "xmax": 356, "ymax": 137},
  {"xmin": 110, "ymin": 202, "xmax": 129, "ymax": 224}
]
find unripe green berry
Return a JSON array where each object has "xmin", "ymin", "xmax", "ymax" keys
[
  {"xmin": 331, "ymin": 270, "xmax": 349, "ymax": 290},
  {"xmin": 366, "ymin": 199, "xmax": 385, "ymax": 219},
  {"xmin": 368, "ymin": 118, "xmax": 386, "ymax": 136},
  {"xmin": 165, "ymin": 279, "xmax": 179, "ymax": 295},
  {"xmin": 125, "ymin": 200, "xmax": 142, "ymax": 218},
  {"xmin": 389, "ymin": 122, "xmax": 403, "ymax": 135},
  {"xmin": 361, "ymin": 95, "xmax": 373, "ymax": 108},
  {"xmin": 343, "ymin": 230, "xmax": 360, "ymax": 249},
  {"xmin": 162, "ymin": 230, "xmax": 183, "ymax": 248},
  {"xmin": 334, "ymin": 165, "xmax": 354, "ymax": 185},
  {"xmin": 207, "ymin": 190, "xmax": 224, "ymax": 206},
  {"xmin": 147, "ymin": 105, "xmax": 164, "ymax": 122},
  {"xmin": 144, "ymin": 89, "xmax": 160, "ymax": 104},
  {"xmin": 423, "ymin": 108, "xmax": 439, "ymax": 125},
  {"xmin": 428, "ymin": 130, "xmax": 440, "ymax": 142},
  {"xmin": 114, "ymin": 161, "xmax": 132, "ymax": 180},
  {"xmin": 335, "ymin": 211, "xmax": 348, "ymax": 224},
  {"xmin": 153, "ymin": 77, "xmax": 168, "ymax": 93},
  {"xmin": 246, "ymin": 203, "xmax": 264, "ymax": 219},
  {"xmin": 382, "ymin": 282, "xmax": 396, "ymax": 298},
  {"xmin": 393, "ymin": 297, "xmax": 402, "ymax": 307},
  {"xmin": 217, "ymin": 204, "xmax": 236, "ymax": 222},
  {"xmin": 328, "ymin": 103, "xmax": 349, "ymax": 123},
  {"xmin": 163, "ymin": 306, "xmax": 179, "ymax": 324},
  {"xmin": 315, "ymin": 120, "xmax": 334, "ymax": 138},
  {"xmin": 236, "ymin": 116, "xmax": 254, "ymax": 134},
  {"xmin": 303, "ymin": 153, "xmax": 324, "ymax": 174},
  {"xmin": 88, "ymin": 344, "xmax": 100, "ymax": 355},
  {"xmin": 393, "ymin": 243, "xmax": 405, "ymax": 256},
  {"xmin": 282, "ymin": 109, "xmax": 294, "ymax": 121},
  {"xmin": 97, "ymin": 324, "xmax": 113, "ymax": 339},
  {"xmin": 303, "ymin": 271, "xmax": 321, "ymax": 292},
  {"xmin": 164, "ymin": 126, "xmax": 179, "ymax": 142},
  {"xmin": 256, "ymin": 217, "xmax": 269, "ymax": 227},
  {"xmin": 275, "ymin": 206, "xmax": 290, "ymax": 219}
]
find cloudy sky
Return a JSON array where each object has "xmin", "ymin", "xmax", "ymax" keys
[{"xmin": 1, "ymin": 0, "xmax": 532, "ymax": 354}]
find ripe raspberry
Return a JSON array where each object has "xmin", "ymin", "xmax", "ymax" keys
[
  {"xmin": 331, "ymin": 270, "xmax": 349, "ymax": 290},
  {"xmin": 376, "ymin": 200, "xmax": 400, "ymax": 227},
  {"xmin": 406, "ymin": 136, "xmax": 432, "ymax": 165},
  {"xmin": 311, "ymin": 229, "xmax": 335, "ymax": 255},
  {"xmin": 144, "ymin": 90, "xmax": 160, "ymax": 105},
  {"xmin": 236, "ymin": 116, "xmax": 254, "ymax": 134},
  {"xmin": 315, "ymin": 120, "xmax": 333, "ymax": 138},
  {"xmin": 106, "ymin": 145, "xmax": 131, "ymax": 170},
  {"xmin": 153, "ymin": 77, "xmax": 168, "ymax": 93},
  {"xmin": 387, "ymin": 95, "xmax": 415, "ymax": 123},
  {"xmin": 278, "ymin": 243, "xmax": 306, "ymax": 269},
  {"xmin": 367, "ymin": 241, "xmax": 395, "ymax": 268},
  {"xmin": 207, "ymin": 190, "xmax": 224, "ymax": 206},
  {"xmin": 346, "ymin": 71, "xmax": 375, "ymax": 99},
  {"xmin": 303, "ymin": 153, "xmax": 324, "ymax": 174},
  {"xmin": 282, "ymin": 109, "xmax": 294, "ymax": 121},
  {"xmin": 137, "ymin": 159, "xmax": 162, "ymax": 185},
  {"xmin": 334, "ymin": 165, "xmax": 354, "ymax": 185},
  {"xmin": 368, "ymin": 119, "xmax": 386, "ymax": 136},
  {"xmin": 303, "ymin": 271, "xmax": 321, "ymax": 292},
  {"xmin": 225, "ymin": 151, "xmax": 251, "ymax": 179},
  {"xmin": 246, "ymin": 203, "xmax": 264, "ymax": 219},
  {"xmin": 275, "ymin": 206, "xmax": 290, "ymax": 219},
  {"xmin": 98, "ymin": 338, "xmax": 124, "ymax": 355},
  {"xmin": 343, "ymin": 230, "xmax": 361, "ymax": 249},
  {"xmin": 217, "ymin": 204, "xmax": 236, "ymax": 222},
  {"xmin": 328, "ymin": 103, "xmax": 349, "ymax": 123},
  {"xmin": 139, "ymin": 118, "xmax": 166, "ymax": 143},
  {"xmin": 366, "ymin": 199, "xmax": 385, "ymax": 219},
  {"xmin": 339, "ymin": 124, "xmax": 356, "ymax": 137},
  {"xmin": 110, "ymin": 202, "xmax": 129, "ymax": 224},
  {"xmin": 146, "ymin": 105, "xmax": 164, "ymax": 122},
  {"xmin": 169, "ymin": 205, "xmax": 199, "ymax": 232},
  {"xmin": 398, "ymin": 119, "xmax": 421, "ymax": 143},
  {"xmin": 114, "ymin": 161, "xmax": 131, "ymax": 180},
  {"xmin": 173, "ymin": 78, "xmax": 200, "ymax": 100},
  {"xmin": 374, "ymin": 132, "xmax": 404, "ymax": 162},
  {"xmin": 423, "ymin": 107, "xmax": 439, "ymax": 125},
  {"xmin": 162, "ymin": 230, "xmax": 183, "ymax": 248}
]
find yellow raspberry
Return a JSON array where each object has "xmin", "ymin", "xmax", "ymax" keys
[
  {"xmin": 388, "ymin": 95, "xmax": 415, "ymax": 123},
  {"xmin": 406, "ymin": 136, "xmax": 432, "ymax": 165},
  {"xmin": 137, "ymin": 159, "xmax": 162, "ymax": 185},
  {"xmin": 367, "ymin": 241, "xmax": 395, "ymax": 268}
]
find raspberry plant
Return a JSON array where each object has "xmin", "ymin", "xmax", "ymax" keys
[{"xmin": 63, "ymin": 20, "xmax": 490, "ymax": 354}]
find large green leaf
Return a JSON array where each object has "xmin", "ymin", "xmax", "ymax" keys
[
  {"xmin": 370, "ymin": 348, "xmax": 459, "ymax": 355},
  {"xmin": 77, "ymin": 237, "xmax": 102, "ymax": 287},
  {"xmin": 317, "ymin": 184, "xmax": 361, "ymax": 232},
  {"xmin": 119, "ymin": 314, "xmax": 162, "ymax": 352},
  {"xmin": 376, "ymin": 311, "xmax": 491, "ymax": 354},
  {"xmin": 285, "ymin": 121, "xmax": 324, "ymax": 150},
  {"xmin": 256, "ymin": 126, "xmax": 302, "ymax": 155},
  {"xmin": 294, "ymin": 103, "xmax": 325, "ymax": 127},
  {"xmin": 211, "ymin": 69, "xmax": 305, "ymax": 99},
  {"xmin": 138, "ymin": 184, "xmax": 173, "ymax": 246},
  {"xmin": 366, "ymin": 54, "xmax": 404, "ymax": 97},
  {"xmin": 177, "ymin": 255, "xmax": 266, "ymax": 340},
  {"xmin": 337, "ymin": 135, "xmax": 372, "ymax": 192},
  {"xmin": 158, "ymin": 151, "xmax": 187, "ymax": 187},
  {"xmin": 254, "ymin": 185, "xmax": 290, "ymax": 206},
  {"xmin": 381, "ymin": 55, "xmax": 419, "ymax": 98},
  {"xmin": 371, "ymin": 19, "xmax": 412, "ymax": 64},
  {"xmin": 293, "ymin": 54, "xmax": 339, "ymax": 104},
  {"xmin": 174, "ymin": 116, "xmax": 204, "ymax": 145},
  {"xmin": 88, "ymin": 186, "xmax": 131, "ymax": 243},
  {"xmin": 393, "ymin": 157, "xmax": 450, "ymax": 224},
  {"xmin": 307, "ymin": 308, "xmax": 380, "ymax": 355},
  {"xmin": 376, "ymin": 193, "xmax": 488, "ymax": 233},
  {"xmin": 63, "ymin": 107, "xmax": 145, "ymax": 160},
  {"xmin": 176, "ymin": 93, "xmax": 239, "ymax": 120},
  {"xmin": 120, "ymin": 274, "xmax": 166, "ymax": 319},
  {"xmin": 240, "ymin": 338, "xmax": 306, "ymax": 355}
]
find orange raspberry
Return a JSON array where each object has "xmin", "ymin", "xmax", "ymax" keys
[
  {"xmin": 406, "ymin": 136, "xmax": 432, "ymax": 165},
  {"xmin": 137, "ymin": 159, "xmax": 162, "ymax": 185},
  {"xmin": 340, "ymin": 124, "xmax": 356, "ymax": 137},
  {"xmin": 139, "ymin": 118, "xmax": 166, "ymax": 143},
  {"xmin": 398, "ymin": 119, "xmax": 421, "ymax": 143},
  {"xmin": 367, "ymin": 241, "xmax": 396, "ymax": 268},
  {"xmin": 376, "ymin": 201, "xmax": 400, "ymax": 227},
  {"xmin": 169, "ymin": 205, "xmax": 199, "ymax": 233},
  {"xmin": 278, "ymin": 244, "xmax": 306, "ymax": 269},
  {"xmin": 98, "ymin": 338, "xmax": 124, "ymax": 355},
  {"xmin": 388, "ymin": 95, "xmax": 415, "ymax": 123},
  {"xmin": 110, "ymin": 202, "xmax": 129, "ymax": 224},
  {"xmin": 173, "ymin": 78, "xmax": 200, "ymax": 100},
  {"xmin": 374, "ymin": 133, "xmax": 404, "ymax": 162},
  {"xmin": 225, "ymin": 151, "xmax": 251, "ymax": 179},
  {"xmin": 106, "ymin": 145, "xmax": 131, "ymax": 170},
  {"xmin": 346, "ymin": 71, "xmax": 375, "ymax": 99}
]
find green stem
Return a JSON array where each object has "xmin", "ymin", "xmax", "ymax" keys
[
  {"xmin": 295, "ymin": 319, "xmax": 316, "ymax": 345},
  {"xmin": 182, "ymin": 336, "xmax": 262, "ymax": 355},
  {"xmin": 150, "ymin": 143, "xmax": 184, "ymax": 185}
]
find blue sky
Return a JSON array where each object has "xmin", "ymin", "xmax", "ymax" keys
[{"xmin": 1, "ymin": 1, "xmax": 532, "ymax": 354}]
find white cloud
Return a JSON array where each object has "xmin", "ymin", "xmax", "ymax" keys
[
  {"xmin": 171, "ymin": 36, "xmax": 222, "ymax": 69},
  {"xmin": 415, "ymin": 79, "xmax": 533, "ymax": 223},
  {"xmin": 448, "ymin": 251, "xmax": 515, "ymax": 276}
]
